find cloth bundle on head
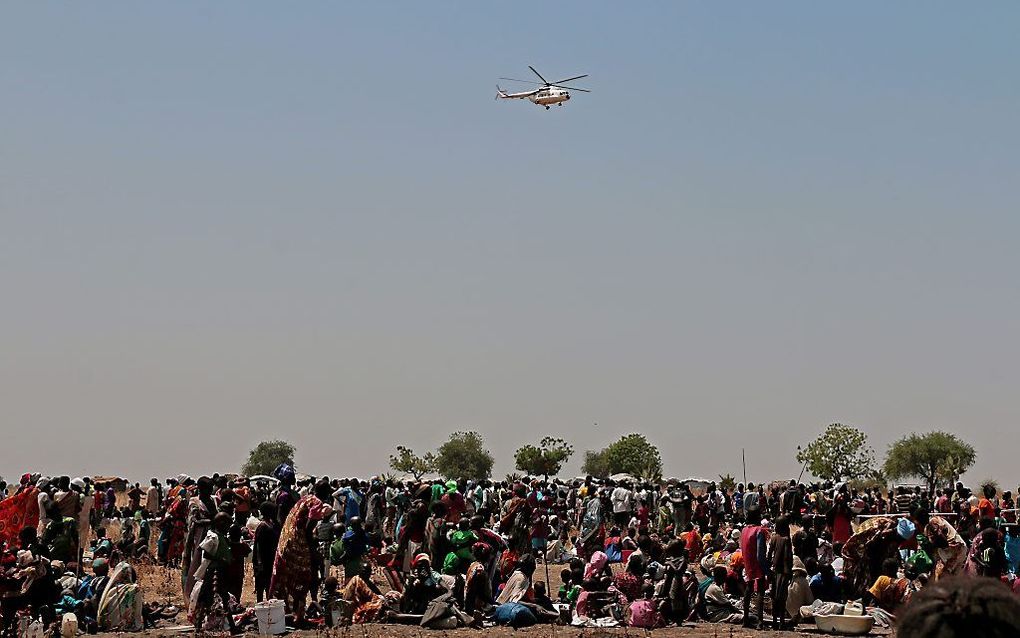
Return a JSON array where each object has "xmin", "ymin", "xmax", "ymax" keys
[
  {"xmin": 446, "ymin": 480, "xmax": 457, "ymax": 494},
  {"xmin": 897, "ymin": 518, "xmax": 917, "ymax": 540},
  {"xmin": 273, "ymin": 463, "xmax": 295, "ymax": 484},
  {"xmin": 584, "ymin": 551, "xmax": 608, "ymax": 580},
  {"xmin": 700, "ymin": 555, "xmax": 716, "ymax": 574},
  {"xmin": 414, "ymin": 553, "xmax": 431, "ymax": 567},
  {"xmin": 71, "ymin": 478, "xmax": 85, "ymax": 490}
]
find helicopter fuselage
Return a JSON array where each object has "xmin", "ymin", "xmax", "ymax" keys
[{"xmin": 530, "ymin": 88, "xmax": 570, "ymax": 106}]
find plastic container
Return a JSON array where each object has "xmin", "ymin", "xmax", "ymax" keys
[
  {"xmin": 254, "ymin": 599, "xmax": 286, "ymax": 635},
  {"xmin": 60, "ymin": 613, "xmax": 78, "ymax": 638},
  {"xmin": 814, "ymin": 613, "xmax": 875, "ymax": 635}
]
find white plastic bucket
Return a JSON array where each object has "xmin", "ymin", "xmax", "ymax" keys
[
  {"xmin": 255, "ymin": 599, "xmax": 286, "ymax": 635},
  {"xmin": 61, "ymin": 613, "xmax": 78, "ymax": 638}
]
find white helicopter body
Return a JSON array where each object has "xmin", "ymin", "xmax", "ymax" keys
[{"xmin": 496, "ymin": 66, "xmax": 589, "ymax": 110}]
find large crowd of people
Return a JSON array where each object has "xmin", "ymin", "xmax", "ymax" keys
[{"xmin": 3, "ymin": 467, "xmax": 1020, "ymax": 635}]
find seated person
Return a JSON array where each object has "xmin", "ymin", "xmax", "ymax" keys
[
  {"xmin": 703, "ymin": 565, "xmax": 745, "ymax": 624},
  {"xmin": 809, "ymin": 563, "xmax": 845, "ymax": 603}
]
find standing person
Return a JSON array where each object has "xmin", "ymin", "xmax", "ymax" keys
[
  {"xmin": 611, "ymin": 482, "xmax": 634, "ymax": 528},
  {"xmin": 578, "ymin": 491, "xmax": 605, "ymax": 560},
  {"xmin": 740, "ymin": 509, "xmax": 770, "ymax": 629},
  {"xmin": 73, "ymin": 478, "xmax": 93, "ymax": 567},
  {"xmin": 273, "ymin": 464, "xmax": 298, "ymax": 525},
  {"xmin": 331, "ymin": 517, "xmax": 370, "ymax": 584},
  {"xmin": 270, "ymin": 492, "xmax": 329, "ymax": 625},
  {"xmin": 830, "ymin": 484, "xmax": 854, "ymax": 544},
  {"xmin": 181, "ymin": 477, "xmax": 217, "ymax": 598},
  {"xmin": 190, "ymin": 513, "xmax": 239, "ymax": 634},
  {"xmin": 127, "ymin": 483, "xmax": 144, "ymax": 514},
  {"xmin": 743, "ymin": 483, "xmax": 760, "ymax": 518},
  {"xmin": 104, "ymin": 485, "xmax": 116, "ymax": 518},
  {"xmin": 36, "ymin": 478, "xmax": 53, "ymax": 533},
  {"xmin": 252, "ymin": 502, "xmax": 280, "ymax": 602},
  {"xmin": 145, "ymin": 479, "xmax": 161, "ymax": 518},
  {"xmin": 768, "ymin": 517, "xmax": 794, "ymax": 629},
  {"xmin": 670, "ymin": 483, "xmax": 693, "ymax": 531}
]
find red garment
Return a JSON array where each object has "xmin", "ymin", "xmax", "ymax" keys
[
  {"xmin": 978, "ymin": 498, "xmax": 996, "ymax": 521},
  {"xmin": 0, "ymin": 487, "xmax": 39, "ymax": 548},
  {"xmin": 441, "ymin": 492, "xmax": 466, "ymax": 523},
  {"xmin": 832, "ymin": 511, "xmax": 853, "ymax": 544},
  {"xmin": 681, "ymin": 530, "xmax": 702, "ymax": 563},
  {"xmin": 740, "ymin": 525, "xmax": 769, "ymax": 582}
]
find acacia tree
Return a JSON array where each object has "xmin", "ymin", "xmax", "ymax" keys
[
  {"xmin": 241, "ymin": 439, "xmax": 295, "ymax": 476},
  {"xmin": 434, "ymin": 431, "xmax": 494, "ymax": 480},
  {"xmin": 796, "ymin": 423, "xmax": 877, "ymax": 483},
  {"xmin": 389, "ymin": 446, "xmax": 437, "ymax": 481},
  {"xmin": 581, "ymin": 433, "xmax": 663, "ymax": 480},
  {"xmin": 884, "ymin": 431, "xmax": 976, "ymax": 494},
  {"xmin": 514, "ymin": 437, "xmax": 574, "ymax": 479}
]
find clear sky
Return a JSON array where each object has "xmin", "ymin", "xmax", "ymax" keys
[{"xmin": 2, "ymin": 3, "xmax": 1018, "ymax": 486}]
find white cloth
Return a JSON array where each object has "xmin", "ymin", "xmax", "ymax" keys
[{"xmin": 611, "ymin": 487, "xmax": 634, "ymax": 514}]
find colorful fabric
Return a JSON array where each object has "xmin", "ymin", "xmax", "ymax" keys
[
  {"xmin": 0, "ymin": 487, "xmax": 39, "ymax": 548},
  {"xmin": 97, "ymin": 562, "xmax": 144, "ymax": 631},
  {"xmin": 584, "ymin": 551, "xmax": 608, "ymax": 580},
  {"xmin": 342, "ymin": 575, "xmax": 384, "ymax": 624},
  {"xmin": 270, "ymin": 494, "xmax": 325, "ymax": 607}
]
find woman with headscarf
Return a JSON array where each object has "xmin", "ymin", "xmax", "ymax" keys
[
  {"xmin": 583, "ymin": 550, "xmax": 610, "ymax": 581},
  {"xmin": 97, "ymin": 562, "xmax": 144, "ymax": 631},
  {"xmin": 842, "ymin": 515, "xmax": 913, "ymax": 597},
  {"xmin": 159, "ymin": 491, "xmax": 188, "ymax": 566},
  {"xmin": 464, "ymin": 543, "xmax": 494, "ymax": 614},
  {"xmin": 270, "ymin": 491, "xmax": 329, "ymax": 624},
  {"xmin": 499, "ymin": 484, "xmax": 533, "ymax": 555},
  {"xmin": 924, "ymin": 514, "xmax": 967, "ymax": 578}
]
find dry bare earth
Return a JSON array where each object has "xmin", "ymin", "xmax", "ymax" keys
[{"xmin": 101, "ymin": 520, "xmax": 892, "ymax": 637}]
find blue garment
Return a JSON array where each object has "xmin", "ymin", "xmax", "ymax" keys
[
  {"xmin": 1005, "ymin": 531, "xmax": 1020, "ymax": 574},
  {"xmin": 340, "ymin": 487, "xmax": 363, "ymax": 523},
  {"xmin": 809, "ymin": 573, "xmax": 844, "ymax": 602},
  {"xmin": 342, "ymin": 528, "xmax": 369, "ymax": 559},
  {"xmin": 272, "ymin": 463, "xmax": 295, "ymax": 484},
  {"xmin": 493, "ymin": 602, "xmax": 537, "ymax": 628}
]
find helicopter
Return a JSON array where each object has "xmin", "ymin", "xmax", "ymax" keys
[{"xmin": 496, "ymin": 66, "xmax": 590, "ymax": 109}]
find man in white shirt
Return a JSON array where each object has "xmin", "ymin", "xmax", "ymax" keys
[{"xmin": 611, "ymin": 482, "xmax": 634, "ymax": 526}]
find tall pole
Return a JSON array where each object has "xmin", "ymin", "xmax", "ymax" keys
[{"xmin": 742, "ymin": 449, "xmax": 747, "ymax": 485}]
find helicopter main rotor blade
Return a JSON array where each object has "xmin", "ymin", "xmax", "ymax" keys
[
  {"xmin": 528, "ymin": 65, "xmax": 549, "ymax": 84},
  {"xmin": 552, "ymin": 84, "xmax": 591, "ymax": 93},
  {"xmin": 498, "ymin": 77, "xmax": 545, "ymax": 85},
  {"xmin": 552, "ymin": 74, "xmax": 588, "ymax": 84}
]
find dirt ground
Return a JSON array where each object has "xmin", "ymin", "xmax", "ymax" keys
[
  {"xmin": 128, "ymin": 626, "xmax": 887, "ymax": 638},
  {"xmin": 104, "ymin": 520, "xmax": 891, "ymax": 637}
]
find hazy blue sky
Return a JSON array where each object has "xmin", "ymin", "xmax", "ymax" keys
[{"xmin": 2, "ymin": 3, "xmax": 1018, "ymax": 486}]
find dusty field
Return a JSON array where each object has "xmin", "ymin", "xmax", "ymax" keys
[
  {"xmin": 101, "ymin": 520, "xmax": 892, "ymax": 637},
  {"xmin": 129, "ymin": 626, "xmax": 886, "ymax": 638}
]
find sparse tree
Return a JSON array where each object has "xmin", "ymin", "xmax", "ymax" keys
[
  {"xmin": 389, "ymin": 446, "xmax": 437, "ymax": 481},
  {"xmin": 718, "ymin": 473, "xmax": 737, "ymax": 492},
  {"xmin": 884, "ymin": 431, "xmax": 977, "ymax": 494},
  {"xmin": 241, "ymin": 439, "xmax": 295, "ymax": 477},
  {"xmin": 581, "ymin": 433, "xmax": 663, "ymax": 480},
  {"xmin": 434, "ymin": 431, "xmax": 494, "ymax": 480},
  {"xmin": 796, "ymin": 423, "xmax": 876, "ymax": 483},
  {"xmin": 514, "ymin": 437, "xmax": 574, "ymax": 479}
]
